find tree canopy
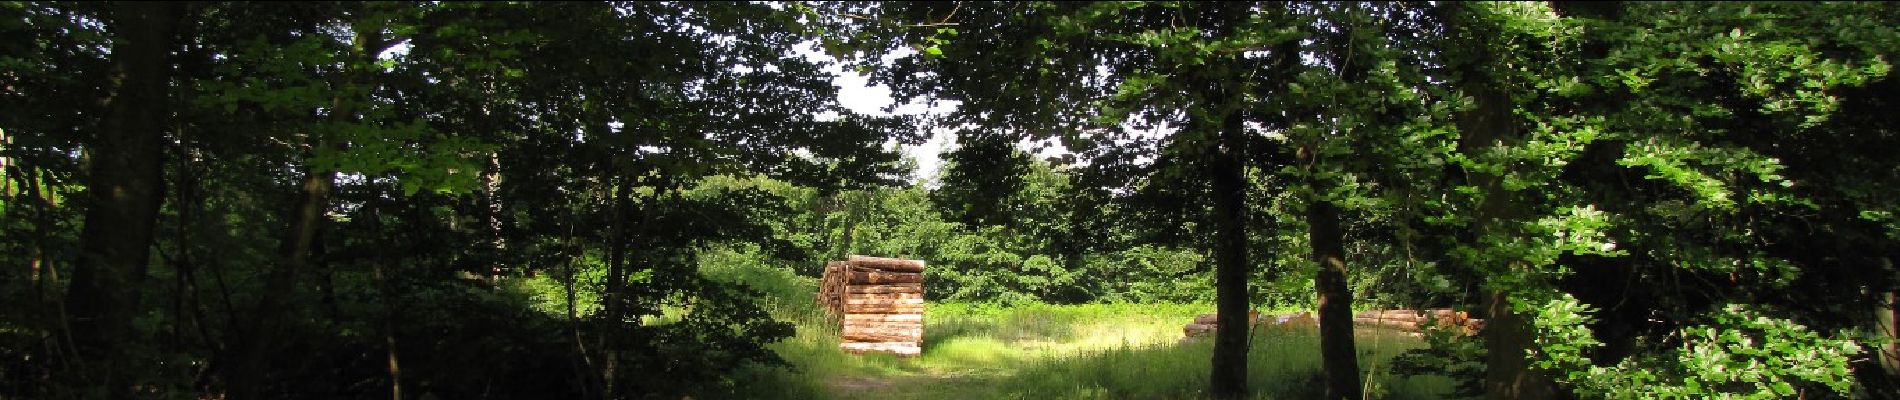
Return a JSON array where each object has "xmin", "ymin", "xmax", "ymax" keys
[{"xmin": 3, "ymin": 1, "xmax": 1899, "ymax": 399}]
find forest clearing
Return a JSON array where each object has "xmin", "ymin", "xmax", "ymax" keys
[{"xmin": 6, "ymin": 1, "xmax": 1900, "ymax": 399}]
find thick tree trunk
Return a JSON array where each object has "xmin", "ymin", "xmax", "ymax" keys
[
  {"xmin": 1463, "ymin": 58, "xmax": 1562, "ymax": 400},
  {"xmin": 1207, "ymin": 88, "xmax": 1254, "ymax": 399},
  {"xmin": 62, "ymin": 1, "xmax": 182, "ymax": 393},
  {"xmin": 1483, "ymin": 291, "xmax": 1557, "ymax": 399},
  {"xmin": 1433, "ymin": 3, "xmax": 1565, "ymax": 398},
  {"xmin": 1301, "ymin": 152, "xmax": 1362, "ymax": 399}
]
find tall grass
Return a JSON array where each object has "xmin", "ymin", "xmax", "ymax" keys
[
  {"xmin": 982, "ymin": 323, "xmax": 1455, "ymax": 399},
  {"xmin": 718, "ymin": 301, "xmax": 1456, "ymax": 400},
  {"xmin": 700, "ymin": 255, "xmax": 1457, "ymax": 399}
]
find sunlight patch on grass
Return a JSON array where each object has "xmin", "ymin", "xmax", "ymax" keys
[{"xmin": 723, "ymin": 302, "xmax": 1459, "ymax": 400}]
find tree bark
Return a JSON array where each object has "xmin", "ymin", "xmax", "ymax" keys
[
  {"xmin": 1428, "ymin": 3, "xmax": 1565, "ymax": 399},
  {"xmin": 1302, "ymin": 147, "xmax": 1362, "ymax": 400},
  {"xmin": 600, "ymin": 172, "xmax": 633, "ymax": 400},
  {"xmin": 1880, "ymin": 287, "xmax": 1898, "ymax": 381},
  {"xmin": 227, "ymin": 22, "xmax": 384, "ymax": 400},
  {"xmin": 62, "ymin": 1, "xmax": 183, "ymax": 393},
  {"xmin": 1206, "ymin": 81, "xmax": 1254, "ymax": 399}
]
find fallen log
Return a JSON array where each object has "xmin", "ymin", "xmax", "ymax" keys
[
  {"xmin": 1183, "ymin": 323, "xmax": 1217, "ymax": 337},
  {"xmin": 1191, "ymin": 310, "xmax": 1262, "ymax": 325}
]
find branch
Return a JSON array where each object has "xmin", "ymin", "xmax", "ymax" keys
[{"xmin": 835, "ymin": 12, "xmax": 960, "ymax": 28}]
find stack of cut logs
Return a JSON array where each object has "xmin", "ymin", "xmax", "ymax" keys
[
  {"xmin": 1352, "ymin": 309, "xmax": 1484, "ymax": 334},
  {"xmin": 817, "ymin": 255, "xmax": 925, "ymax": 356},
  {"xmin": 1183, "ymin": 308, "xmax": 1483, "ymax": 338}
]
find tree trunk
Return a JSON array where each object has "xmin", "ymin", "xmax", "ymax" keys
[
  {"xmin": 563, "ymin": 197, "xmax": 601, "ymax": 399},
  {"xmin": 227, "ymin": 163, "xmax": 335, "ymax": 399},
  {"xmin": 227, "ymin": 23, "xmax": 383, "ymax": 400},
  {"xmin": 1206, "ymin": 83, "xmax": 1254, "ymax": 399},
  {"xmin": 62, "ymin": 1, "xmax": 183, "ymax": 393},
  {"xmin": 1467, "ymin": 95, "xmax": 1560, "ymax": 400},
  {"xmin": 1432, "ymin": 3, "xmax": 1565, "ymax": 399},
  {"xmin": 1302, "ymin": 147, "xmax": 1362, "ymax": 400},
  {"xmin": 1880, "ymin": 288, "xmax": 1898, "ymax": 381},
  {"xmin": 1483, "ymin": 291, "xmax": 1557, "ymax": 399},
  {"xmin": 599, "ymin": 172, "xmax": 633, "ymax": 400},
  {"xmin": 361, "ymin": 199, "xmax": 402, "ymax": 400}
]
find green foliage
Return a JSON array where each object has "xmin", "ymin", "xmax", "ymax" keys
[
  {"xmin": 1530, "ymin": 298, "xmax": 1861, "ymax": 399},
  {"xmin": 7, "ymin": 1, "xmax": 1900, "ymax": 398},
  {"xmin": 1391, "ymin": 326, "xmax": 1488, "ymax": 399}
]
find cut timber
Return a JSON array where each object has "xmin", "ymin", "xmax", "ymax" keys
[
  {"xmin": 848, "ymin": 292, "xmax": 924, "ymax": 301},
  {"xmin": 1184, "ymin": 323, "xmax": 1216, "ymax": 337},
  {"xmin": 847, "ymin": 271, "xmax": 923, "ymax": 284},
  {"xmin": 843, "ymin": 321, "xmax": 923, "ymax": 330},
  {"xmin": 839, "ymin": 342, "xmax": 921, "ymax": 356},
  {"xmin": 844, "ymin": 314, "xmax": 923, "ymax": 323},
  {"xmin": 843, "ymin": 328, "xmax": 922, "ymax": 337},
  {"xmin": 818, "ymin": 256, "xmax": 927, "ymax": 357},
  {"xmin": 846, "ymin": 255, "xmax": 927, "ymax": 272},
  {"xmin": 1191, "ymin": 311, "xmax": 1263, "ymax": 325},
  {"xmin": 842, "ymin": 325, "xmax": 923, "ymax": 336},
  {"xmin": 843, "ymin": 332, "xmax": 923, "ymax": 342},
  {"xmin": 847, "ymin": 283, "xmax": 923, "ymax": 294},
  {"xmin": 847, "ymin": 324, "xmax": 927, "ymax": 333},
  {"xmin": 847, "ymin": 304, "xmax": 924, "ymax": 314},
  {"xmin": 844, "ymin": 298, "xmax": 925, "ymax": 306}
]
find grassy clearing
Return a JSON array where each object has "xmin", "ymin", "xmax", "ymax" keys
[{"xmin": 721, "ymin": 302, "xmax": 1457, "ymax": 400}]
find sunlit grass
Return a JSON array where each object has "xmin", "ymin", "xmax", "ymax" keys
[{"xmin": 723, "ymin": 302, "xmax": 1458, "ymax": 400}]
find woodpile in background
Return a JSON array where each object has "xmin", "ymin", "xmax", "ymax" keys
[
  {"xmin": 817, "ymin": 255, "xmax": 925, "ymax": 356},
  {"xmin": 1352, "ymin": 309, "xmax": 1484, "ymax": 334},
  {"xmin": 1182, "ymin": 308, "xmax": 1483, "ymax": 339}
]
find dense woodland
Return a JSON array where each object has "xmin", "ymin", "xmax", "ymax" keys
[{"xmin": 4, "ymin": 1, "xmax": 1900, "ymax": 399}]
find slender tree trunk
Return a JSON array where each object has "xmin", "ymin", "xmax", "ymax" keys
[
  {"xmin": 62, "ymin": 2, "xmax": 183, "ymax": 393},
  {"xmin": 1879, "ymin": 280, "xmax": 1898, "ymax": 381},
  {"xmin": 373, "ymin": 260, "xmax": 402, "ymax": 400},
  {"xmin": 228, "ymin": 162, "xmax": 335, "ymax": 398},
  {"xmin": 835, "ymin": 191, "xmax": 865, "ymax": 260},
  {"xmin": 228, "ymin": 23, "xmax": 383, "ymax": 399},
  {"xmin": 564, "ymin": 197, "xmax": 599, "ymax": 399},
  {"xmin": 600, "ymin": 172, "xmax": 632, "ymax": 400},
  {"xmin": 360, "ymin": 199, "xmax": 402, "ymax": 400},
  {"xmin": 1206, "ymin": 83, "xmax": 1254, "ymax": 399},
  {"xmin": 19, "ymin": 167, "xmax": 46, "ymax": 313},
  {"xmin": 1302, "ymin": 147, "xmax": 1362, "ymax": 400}
]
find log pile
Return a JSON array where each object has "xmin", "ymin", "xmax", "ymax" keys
[
  {"xmin": 817, "ymin": 255, "xmax": 925, "ymax": 356},
  {"xmin": 1352, "ymin": 309, "xmax": 1484, "ymax": 334},
  {"xmin": 1182, "ymin": 308, "xmax": 1483, "ymax": 339}
]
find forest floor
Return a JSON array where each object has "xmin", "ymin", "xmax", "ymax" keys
[{"xmin": 727, "ymin": 303, "xmax": 1461, "ymax": 400}]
